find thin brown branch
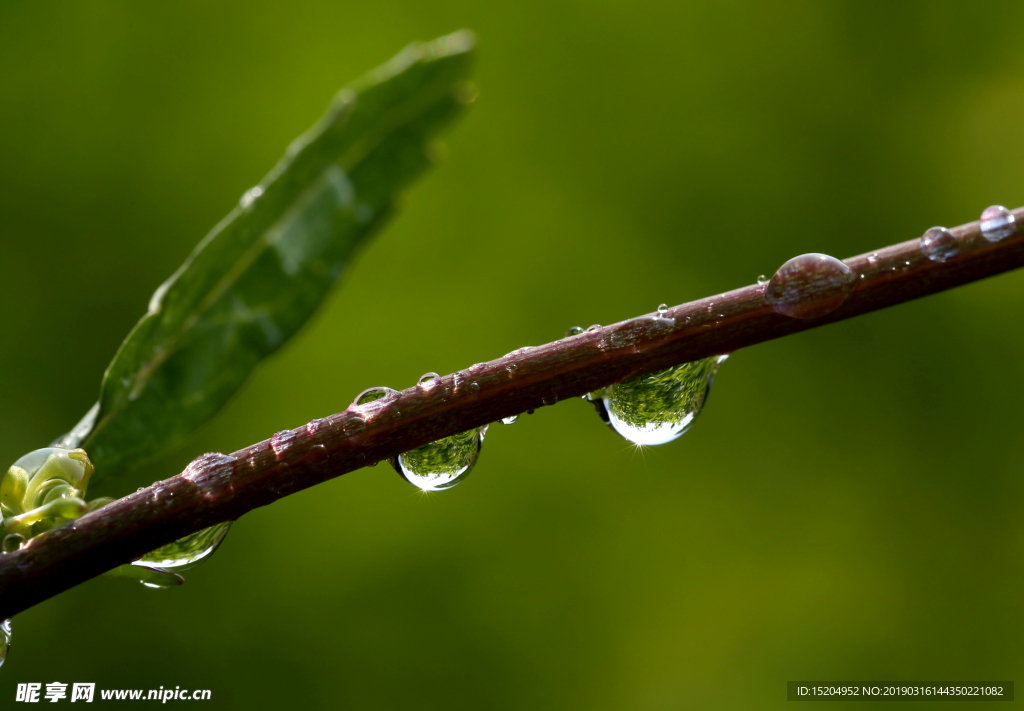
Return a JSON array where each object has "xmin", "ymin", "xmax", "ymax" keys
[{"xmin": 2, "ymin": 206, "xmax": 1022, "ymax": 618}]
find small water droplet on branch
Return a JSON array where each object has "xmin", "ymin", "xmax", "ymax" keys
[
  {"xmin": 980, "ymin": 205, "xmax": 1016, "ymax": 242},
  {"xmin": 764, "ymin": 253, "xmax": 856, "ymax": 319},
  {"xmin": 920, "ymin": 227, "xmax": 959, "ymax": 263}
]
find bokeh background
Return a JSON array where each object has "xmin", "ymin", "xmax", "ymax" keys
[{"xmin": 2, "ymin": 1, "xmax": 1024, "ymax": 708}]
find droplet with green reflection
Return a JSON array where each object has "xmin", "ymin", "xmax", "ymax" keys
[
  {"xmin": 592, "ymin": 356, "xmax": 725, "ymax": 446},
  {"xmin": 393, "ymin": 427, "xmax": 484, "ymax": 491},
  {"xmin": 135, "ymin": 521, "xmax": 233, "ymax": 574}
]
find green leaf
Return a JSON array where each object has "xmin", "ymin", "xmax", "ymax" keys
[{"xmin": 58, "ymin": 31, "xmax": 476, "ymax": 481}]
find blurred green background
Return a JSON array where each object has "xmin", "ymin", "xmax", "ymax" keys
[{"xmin": 2, "ymin": 1, "xmax": 1024, "ymax": 708}]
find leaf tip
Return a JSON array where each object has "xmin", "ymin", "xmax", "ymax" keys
[{"xmin": 428, "ymin": 29, "xmax": 477, "ymax": 58}]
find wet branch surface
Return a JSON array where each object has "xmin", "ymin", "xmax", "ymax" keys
[{"xmin": 2, "ymin": 207, "xmax": 1023, "ymax": 618}]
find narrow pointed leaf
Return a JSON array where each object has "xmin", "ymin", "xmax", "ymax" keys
[{"xmin": 59, "ymin": 31, "xmax": 476, "ymax": 481}]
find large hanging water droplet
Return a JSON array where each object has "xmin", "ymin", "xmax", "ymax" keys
[
  {"xmin": 103, "ymin": 564, "xmax": 184, "ymax": 589},
  {"xmin": 597, "ymin": 356, "xmax": 724, "ymax": 446},
  {"xmin": 920, "ymin": 226, "xmax": 959, "ymax": 263},
  {"xmin": 0, "ymin": 619, "xmax": 10, "ymax": 668},
  {"xmin": 392, "ymin": 428, "xmax": 483, "ymax": 492},
  {"xmin": 764, "ymin": 253, "xmax": 856, "ymax": 319},
  {"xmin": 980, "ymin": 205, "xmax": 1016, "ymax": 242},
  {"xmin": 137, "ymin": 573, "xmax": 184, "ymax": 589},
  {"xmin": 134, "ymin": 522, "xmax": 233, "ymax": 574}
]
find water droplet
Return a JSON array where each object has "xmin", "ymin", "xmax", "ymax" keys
[
  {"xmin": 764, "ymin": 253, "xmax": 856, "ymax": 319},
  {"xmin": 598, "ymin": 357, "xmax": 724, "ymax": 446},
  {"xmin": 867, "ymin": 252, "xmax": 879, "ymax": 264},
  {"xmin": 468, "ymin": 382, "xmax": 480, "ymax": 393},
  {"xmin": 393, "ymin": 428, "xmax": 483, "ymax": 491},
  {"xmin": 134, "ymin": 522, "xmax": 233, "ymax": 574},
  {"xmin": 505, "ymin": 363, "xmax": 518, "ymax": 375},
  {"xmin": 131, "ymin": 566, "xmax": 185, "ymax": 589},
  {"xmin": 1, "ymin": 534, "xmax": 25, "ymax": 554},
  {"xmin": 418, "ymin": 372, "xmax": 441, "ymax": 388},
  {"xmin": 0, "ymin": 619, "xmax": 11, "ymax": 668},
  {"xmin": 566, "ymin": 326, "xmax": 585, "ymax": 337},
  {"xmin": 756, "ymin": 275, "xmax": 768, "ymax": 285},
  {"xmin": 343, "ymin": 415, "xmax": 367, "ymax": 441},
  {"xmin": 919, "ymin": 226, "xmax": 960, "ymax": 263},
  {"xmin": 140, "ymin": 578, "xmax": 180, "ymax": 590},
  {"xmin": 271, "ymin": 430, "xmax": 296, "ymax": 456},
  {"xmin": 657, "ymin": 304, "xmax": 668, "ymax": 316},
  {"xmin": 239, "ymin": 186, "xmax": 263, "ymax": 208},
  {"xmin": 305, "ymin": 417, "xmax": 329, "ymax": 436},
  {"xmin": 181, "ymin": 453, "xmax": 236, "ymax": 495},
  {"xmin": 980, "ymin": 205, "xmax": 1016, "ymax": 242},
  {"xmin": 352, "ymin": 387, "xmax": 397, "ymax": 407},
  {"xmin": 501, "ymin": 415, "xmax": 518, "ymax": 425},
  {"xmin": 587, "ymin": 324, "xmax": 601, "ymax": 332},
  {"xmin": 454, "ymin": 81, "xmax": 478, "ymax": 105}
]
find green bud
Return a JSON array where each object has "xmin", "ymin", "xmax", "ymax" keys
[
  {"xmin": 1, "ymin": 447, "xmax": 96, "ymax": 545},
  {"xmin": 3, "ymin": 496, "xmax": 88, "ymax": 537},
  {"xmin": 0, "ymin": 466, "xmax": 28, "ymax": 516},
  {"xmin": 20, "ymin": 448, "xmax": 93, "ymax": 510}
]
